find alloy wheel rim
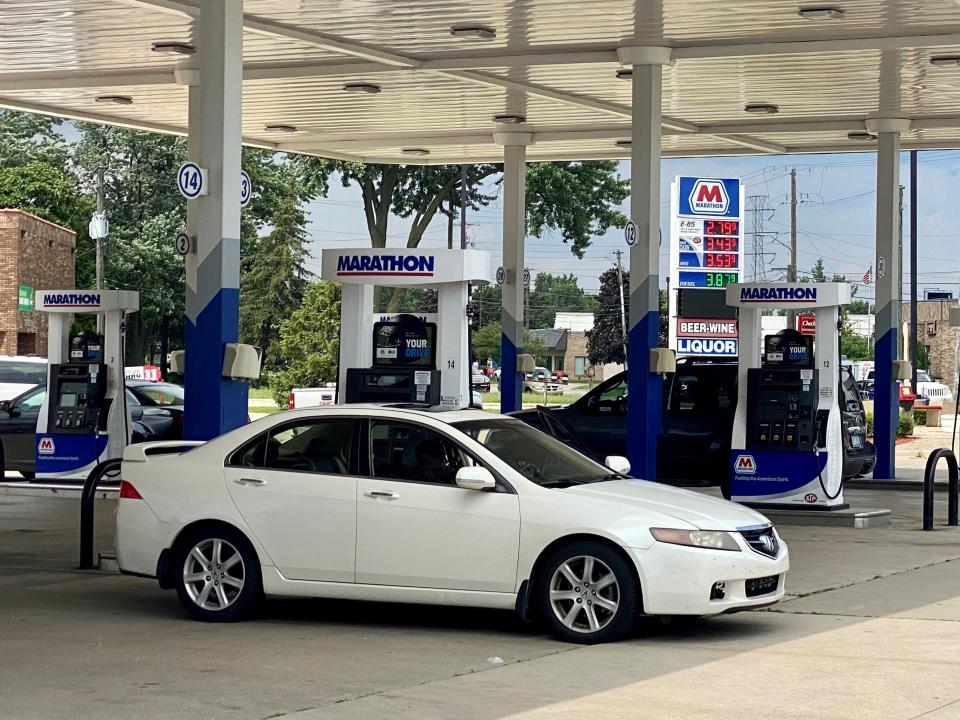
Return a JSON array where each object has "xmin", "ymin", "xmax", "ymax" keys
[
  {"xmin": 549, "ymin": 555, "xmax": 620, "ymax": 634},
  {"xmin": 182, "ymin": 538, "xmax": 245, "ymax": 611}
]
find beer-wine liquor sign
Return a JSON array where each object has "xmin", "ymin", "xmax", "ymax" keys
[{"xmin": 668, "ymin": 177, "xmax": 745, "ymax": 357}]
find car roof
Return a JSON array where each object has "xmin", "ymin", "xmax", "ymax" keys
[
  {"xmin": 267, "ymin": 404, "xmax": 498, "ymax": 424},
  {"xmin": 0, "ymin": 355, "xmax": 47, "ymax": 363}
]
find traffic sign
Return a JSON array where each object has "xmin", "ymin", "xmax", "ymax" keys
[
  {"xmin": 174, "ymin": 233, "xmax": 191, "ymax": 257},
  {"xmin": 495, "ymin": 267, "xmax": 505, "ymax": 285},
  {"xmin": 624, "ymin": 220, "xmax": 637, "ymax": 246},
  {"xmin": 240, "ymin": 170, "xmax": 252, "ymax": 207},
  {"xmin": 177, "ymin": 162, "xmax": 207, "ymax": 199}
]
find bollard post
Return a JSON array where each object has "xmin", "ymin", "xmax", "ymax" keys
[
  {"xmin": 79, "ymin": 459, "xmax": 122, "ymax": 569},
  {"xmin": 922, "ymin": 448, "xmax": 959, "ymax": 531}
]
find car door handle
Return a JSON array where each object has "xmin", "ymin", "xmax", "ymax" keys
[
  {"xmin": 366, "ymin": 490, "xmax": 398, "ymax": 499},
  {"xmin": 234, "ymin": 477, "xmax": 266, "ymax": 486}
]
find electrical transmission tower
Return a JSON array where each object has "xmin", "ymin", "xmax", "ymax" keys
[{"xmin": 746, "ymin": 194, "xmax": 776, "ymax": 281}]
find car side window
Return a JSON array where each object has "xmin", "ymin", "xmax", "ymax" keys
[
  {"xmin": 229, "ymin": 420, "xmax": 354, "ymax": 475},
  {"xmin": 13, "ymin": 388, "xmax": 45, "ymax": 414},
  {"xmin": 671, "ymin": 375, "xmax": 700, "ymax": 412},
  {"xmin": 370, "ymin": 421, "xmax": 472, "ymax": 486},
  {"xmin": 586, "ymin": 378, "xmax": 627, "ymax": 415}
]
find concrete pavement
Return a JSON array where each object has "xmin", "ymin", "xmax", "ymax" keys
[{"xmin": 1, "ymin": 488, "xmax": 959, "ymax": 719}]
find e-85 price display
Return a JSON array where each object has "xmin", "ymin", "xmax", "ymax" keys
[{"xmin": 704, "ymin": 220, "xmax": 739, "ymax": 236}]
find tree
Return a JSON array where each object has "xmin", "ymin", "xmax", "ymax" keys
[
  {"xmin": 470, "ymin": 323, "xmax": 549, "ymax": 366},
  {"xmin": 587, "ymin": 267, "xmax": 629, "ymax": 365},
  {"xmin": 849, "ymin": 299, "xmax": 872, "ymax": 315},
  {"xmin": 268, "ymin": 281, "xmax": 341, "ymax": 405},
  {"xmin": 0, "ymin": 161, "xmax": 92, "ymax": 231},
  {"xmin": 239, "ymin": 191, "xmax": 312, "ymax": 368},
  {"xmin": 526, "ymin": 273, "xmax": 598, "ymax": 329},
  {"xmin": 840, "ymin": 333, "xmax": 872, "ymax": 360},
  {"xmin": 0, "ymin": 111, "xmax": 69, "ymax": 168}
]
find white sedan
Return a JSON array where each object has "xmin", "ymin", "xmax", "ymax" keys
[{"xmin": 116, "ymin": 406, "xmax": 788, "ymax": 644}]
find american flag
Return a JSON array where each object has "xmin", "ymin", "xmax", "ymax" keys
[{"xmin": 862, "ymin": 265, "xmax": 872, "ymax": 285}]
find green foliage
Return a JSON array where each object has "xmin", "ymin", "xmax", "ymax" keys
[
  {"xmin": 916, "ymin": 342, "xmax": 931, "ymax": 371},
  {"xmin": 848, "ymin": 299, "xmax": 872, "ymax": 315},
  {"xmin": 239, "ymin": 192, "xmax": 312, "ymax": 368},
  {"xmin": 525, "ymin": 161, "xmax": 629, "ymax": 258},
  {"xmin": 587, "ymin": 267, "xmax": 627, "ymax": 365},
  {"xmin": 865, "ymin": 412, "xmax": 873, "ymax": 436},
  {"xmin": 841, "ymin": 332, "xmax": 872, "ymax": 360},
  {"xmin": 527, "ymin": 273, "xmax": 598, "ymax": 329},
  {"xmin": 268, "ymin": 281, "xmax": 342, "ymax": 405},
  {"xmin": 470, "ymin": 323, "xmax": 550, "ymax": 366},
  {"xmin": 0, "ymin": 111, "xmax": 69, "ymax": 168},
  {"xmin": 0, "ymin": 161, "xmax": 93, "ymax": 230},
  {"xmin": 898, "ymin": 412, "xmax": 915, "ymax": 438},
  {"xmin": 913, "ymin": 408, "xmax": 927, "ymax": 425},
  {"xmin": 472, "ymin": 284, "xmax": 502, "ymax": 329}
]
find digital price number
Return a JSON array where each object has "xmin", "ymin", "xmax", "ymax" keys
[
  {"xmin": 704, "ymin": 252, "xmax": 738, "ymax": 269},
  {"xmin": 704, "ymin": 220, "xmax": 739, "ymax": 236},
  {"xmin": 705, "ymin": 272, "xmax": 738, "ymax": 288},
  {"xmin": 704, "ymin": 236, "xmax": 738, "ymax": 252}
]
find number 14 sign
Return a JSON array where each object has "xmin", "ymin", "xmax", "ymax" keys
[{"xmin": 177, "ymin": 163, "xmax": 252, "ymax": 208}]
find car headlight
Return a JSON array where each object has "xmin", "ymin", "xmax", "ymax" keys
[{"xmin": 650, "ymin": 528, "xmax": 741, "ymax": 551}]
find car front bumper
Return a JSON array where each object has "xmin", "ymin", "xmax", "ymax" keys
[{"xmin": 627, "ymin": 538, "xmax": 789, "ymax": 616}]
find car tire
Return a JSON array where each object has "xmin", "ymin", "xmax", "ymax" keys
[
  {"xmin": 537, "ymin": 541, "xmax": 640, "ymax": 644},
  {"xmin": 173, "ymin": 525, "xmax": 261, "ymax": 622}
]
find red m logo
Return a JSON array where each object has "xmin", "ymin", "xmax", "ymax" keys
[{"xmin": 696, "ymin": 184, "xmax": 723, "ymax": 203}]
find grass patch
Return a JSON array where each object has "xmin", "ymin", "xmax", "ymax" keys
[
  {"xmin": 248, "ymin": 406, "xmax": 287, "ymax": 416},
  {"xmin": 480, "ymin": 391, "xmax": 578, "ymax": 406},
  {"xmin": 248, "ymin": 386, "xmax": 275, "ymax": 400}
]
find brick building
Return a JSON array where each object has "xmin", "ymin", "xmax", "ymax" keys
[
  {"xmin": 528, "ymin": 327, "xmax": 592, "ymax": 379},
  {"xmin": 902, "ymin": 299, "xmax": 959, "ymax": 391},
  {"xmin": 0, "ymin": 210, "xmax": 76, "ymax": 356}
]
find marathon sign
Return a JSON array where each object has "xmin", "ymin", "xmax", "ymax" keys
[
  {"xmin": 678, "ymin": 177, "xmax": 741, "ymax": 218},
  {"xmin": 40, "ymin": 292, "xmax": 102, "ymax": 308},
  {"xmin": 336, "ymin": 254, "xmax": 435, "ymax": 277},
  {"xmin": 739, "ymin": 286, "xmax": 817, "ymax": 303}
]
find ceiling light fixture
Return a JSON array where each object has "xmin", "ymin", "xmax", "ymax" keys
[
  {"xmin": 151, "ymin": 41, "xmax": 196, "ymax": 55},
  {"xmin": 401, "ymin": 148, "xmax": 430, "ymax": 156},
  {"xmin": 615, "ymin": 68, "xmax": 633, "ymax": 80},
  {"xmin": 615, "ymin": 139, "xmax": 632, "ymax": 147},
  {"xmin": 343, "ymin": 82, "xmax": 382, "ymax": 94},
  {"xmin": 797, "ymin": 7, "xmax": 846, "ymax": 20},
  {"xmin": 264, "ymin": 124, "xmax": 298, "ymax": 133},
  {"xmin": 744, "ymin": 102, "xmax": 780, "ymax": 114},
  {"xmin": 847, "ymin": 131, "xmax": 877, "ymax": 141},
  {"xmin": 930, "ymin": 55, "xmax": 960, "ymax": 67},
  {"xmin": 450, "ymin": 24, "xmax": 496, "ymax": 40},
  {"xmin": 493, "ymin": 113, "xmax": 526, "ymax": 124},
  {"xmin": 95, "ymin": 95, "xmax": 133, "ymax": 105}
]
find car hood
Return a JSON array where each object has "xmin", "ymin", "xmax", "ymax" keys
[{"xmin": 562, "ymin": 479, "xmax": 771, "ymax": 531}]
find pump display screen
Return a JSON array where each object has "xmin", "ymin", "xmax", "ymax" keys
[
  {"xmin": 60, "ymin": 393, "xmax": 78, "ymax": 408},
  {"xmin": 373, "ymin": 321, "xmax": 437, "ymax": 369}
]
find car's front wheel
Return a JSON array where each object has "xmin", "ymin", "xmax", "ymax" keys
[
  {"xmin": 174, "ymin": 526, "xmax": 260, "ymax": 622},
  {"xmin": 537, "ymin": 541, "xmax": 640, "ymax": 644}
]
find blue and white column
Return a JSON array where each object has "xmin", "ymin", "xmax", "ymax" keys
[
  {"xmin": 183, "ymin": 0, "xmax": 247, "ymax": 439},
  {"xmin": 619, "ymin": 47, "xmax": 671, "ymax": 479},
  {"xmin": 867, "ymin": 118, "xmax": 909, "ymax": 478},
  {"xmin": 496, "ymin": 130, "xmax": 531, "ymax": 414}
]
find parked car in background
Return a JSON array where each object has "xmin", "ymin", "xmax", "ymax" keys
[
  {"xmin": 865, "ymin": 370, "xmax": 918, "ymax": 410},
  {"xmin": 471, "ymin": 371, "xmax": 491, "ymax": 392},
  {"xmin": 0, "ymin": 380, "xmax": 185, "ymax": 478},
  {"xmin": 915, "ymin": 371, "xmax": 953, "ymax": 403},
  {"xmin": 511, "ymin": 358, "xmax": 875, "ymax": 496},
  {"xmin": 552, "ymin": 370, "xmax": 570, "ymax": 384},
  {"xmin": 288, "ymin": 385, "xmax": 336, "ymax": 409},
  {"xmin": 0, "ymin": 356, "xmax": 47, "ymax": 402}
]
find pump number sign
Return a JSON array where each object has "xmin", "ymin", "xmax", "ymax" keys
[{"xmin": 668, "ymin": 176, "xmax": 744, "ymax": 357}]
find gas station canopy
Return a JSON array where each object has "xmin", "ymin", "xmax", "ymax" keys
[{"xmin": 4, "ymin": 0, "xmax": 960, "ymax": 164}]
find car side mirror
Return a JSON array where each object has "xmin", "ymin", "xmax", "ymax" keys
[
  {"xmin": 605, "ymin": 455, "xmax": 631, "ymax": 475},
  {"xmin": 130, "ymin": 407, "xmax": 144, "ymax": 421},
  {"xmin": 455, "ymin": 466, "xmax": 496, "ymax": 491},
  {"xmin": 0, "ymin": 400, "xmax": 11, "ymax": 414}
]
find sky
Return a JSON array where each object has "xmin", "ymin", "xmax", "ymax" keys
[{"xmin": 301, "ymin": 150, "xmax": 960, "ymax": 303}]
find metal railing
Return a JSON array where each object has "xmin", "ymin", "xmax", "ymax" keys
[
  {"xmin": 79, "ymin": 458, "xmax": 122, "ymax": 569},
  {"xmin": 922, "ymin": 448, "xmax": 959, "ymax": 531}
]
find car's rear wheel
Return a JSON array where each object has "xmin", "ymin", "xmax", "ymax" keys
[
  {"xmin": 537, "ymin": 541, "xmax": 639, "ymax": 644},
  {"xmin": 174, "ymin": 526, "xmax": 260, "ymax": 622}
]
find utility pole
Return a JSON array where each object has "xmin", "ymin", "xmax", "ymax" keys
[
  {"xmin": 787, "ymin": 168, "xmax": 798, "ymax": 328},
  {"xmin": 898, "ymin": 184, "xmax": 905, "ymax": 359},
  {"xmin": 614, "ymin": 249, "xmax": 628, "ymax": 368},
  {"xmin": 95, "ymin": 167, "xmax": 105, "ymax": 292},
  {"xmin": 910, "ymin": 151, "xmax": 918, "ymax": 391}
]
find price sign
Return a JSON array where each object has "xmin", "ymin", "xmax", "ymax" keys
[{"xmin": 177, "ymin": 162, "xmax": 207, "ymax": 199}]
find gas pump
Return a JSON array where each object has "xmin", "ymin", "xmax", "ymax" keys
[
  {"xmin": 35, "ymin": 290, "xmax": 139, "ymax": 481},
  {"xmin": 726, "ymin": 282, "xmax": 849, "ymax": 509},
  {"xmin": 320, "ymin": 248, "xmax": 489, "ymax": 407}
]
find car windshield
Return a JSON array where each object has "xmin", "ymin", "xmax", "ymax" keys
[
  {"xmin": 917, "ymin": 372, "xmax": 932, "ymax": 383},
  {"xmin": 453, "ymin": 418, "xmax": 625, "ymax": 488},
  {"xmin": 0, "ymin": 361, "xmax": 46, "ymax": 385}
]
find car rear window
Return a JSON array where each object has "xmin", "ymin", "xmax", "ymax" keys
[{"xmin": 0, "ymin": 361, "xmax": 46, "ymax": 385}]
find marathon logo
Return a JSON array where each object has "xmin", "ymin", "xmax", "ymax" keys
[
  {"xmin": 336, "ymin": 255, "xmax": 435, "ymax": 277},
  {"xmin": 42, "ymin": 293, "xmax": 101, "ymax": 308},
  {"xmin": 739, "ymin": 287, "xmax": 817, "ymax": 303}
]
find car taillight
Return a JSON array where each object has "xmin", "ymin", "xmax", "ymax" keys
[
  {"xmin": 288, "ymin": 392, "xmax": 295, "ymax": 409},
  {"xmin": 119, "ymin": 481, "xmax": 142, "ymax": 500}
]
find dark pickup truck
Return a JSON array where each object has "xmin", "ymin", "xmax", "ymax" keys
[{"xmin": 510, "ymin": 357, "xmax": 876, "ymax": 497}]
